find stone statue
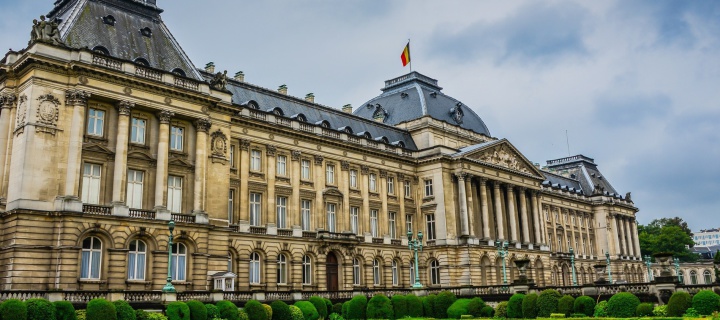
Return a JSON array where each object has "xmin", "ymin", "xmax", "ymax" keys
[
  {"xmin": 30, "ymin": 15, "xmax": 64, "ymax": 46},
  {"xmin": 625, "ymin": 192, "xmax": 632, "ymax": 202},
  {"xmin": 210, "ymin": 70, "xmax": 228, "ymax": 91}
]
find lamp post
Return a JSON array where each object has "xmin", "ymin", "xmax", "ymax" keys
[
  {"xmin": 645, "ymin": 255, "xmax": 653, "ymax": 282},
  {"xmin": 407, "ymin": 230, "xmax": 423, "ymax": 289},
  {"xmin": 674, "ymin": 257, "xmax": 681, "ymax": 283},
  {"xmin": 497, "ymin": 239, "xmax": 509, "ymax": 285},
  {"xmin": 606, "ymin": 251, "xmax": 612, "ymax": 284},
  {"xmin": 570, "ymin": 247, "xmax": 577, "ymax": 286},
  {"xmin": 162, "ymin": 220, "xmax": 176, "ymax": 293}
]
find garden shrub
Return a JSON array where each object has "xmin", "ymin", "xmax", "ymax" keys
[
  {"xmin": 263, "ymin": 304, "xmax": 273, "ymax": 320},
  {"xmin": 557, "ymin": 295, "xmax": 575, "ymax": 317},
  {"xmin": 405, "ymin": 294, "xmax": 423, "ymax": 318},
  {"xmin": 606, "ymin": 292, "xmax": 640, "ymax": 318},
  {"xmin": 494, "ymin": 301, "xmax": 508, "ymax": 318},
  {"xmin": 146, "ymin": 313, "xmax": 169, "ymax": 320},
  {"xmin": 323, "ymin": 299, "xmax": 332, "ymax": 318},
  {"xmin": 308, "ymin": 297, "xmax": 327, "ymax": 320},
  {"xmin": 204, "ymin": 304, "xmax": 219, "ymax": 319},
  {"xmin": 521, "ymin": 293, "xmax": 537, "ymax": 319},
  {"xmin": 653, "ymin": 304, "xmax": 667, "ymax": 317},
  {"xmin": 667, "ymin": 291, "xmax": 692, "ymax": 317},
  {"xmin": 1, "ymin": 299, "xmax": 28, "ymax": 320},
  {"xmin": 135, "ymin": 310, "xmax": 148, "ymax": 320},
  {"xmin": 366, "ymin": 294, "xmax": 393, "ymax": 320},
  {"xmin": 570, "ymin": 313, "xmax": 588, "ymax": 318},
  {"xmin": 573, "ymin": 296, "xmax": 595, "ymax": 317},
  {"xmin": 166, "ymin": 301, "xmax": 190, "ymax": 320},
  {"xmin": 332, "ymin": 303, "xmax": 342, "ymax": 315},
  {"xmin": 76, "ymin": 310, "xmax": 87, "ymax": 320},
  {"xmin": 294, "ymin": 301, "xmax": 319, "ymax": 320},
  {"xmin": 550, "ymin": 313, "xmax": 565, "ymax": 318},
  {"xmin": 346, "ymin": 295, "xmax": 367, "ymax": 320},
  {"xmin": 447, "ymin": 298, "xmax": 472, "ymax": 319},
  {"xmin": 216, "ymin": 301, "xmax": 240, "ymax": 320},
  {"xmin": 244, "ymin": 300, "xmax": 267, "ymax": 320},
  {"xmin": 636, "ymin": 303, "xmax": 654, "ymax": 317},
  {"xmin": 391, "ymin": 294, "xmax": 408, "ymax": 319},
  {"xmin": 537, "ymin": 289, "xmax": 562, "ymax": 317},
  {"xmin": 684, "ymin": 307, "xmax": 700, "ymax": 317},
  {"xmin": 87, "ymin": 298, "xmax": 117, "ymax": 320},
  {"xmin": 238, "ymin": 308, "xmax": 249, "ymax": 320},
  {"xmin": 54, "ymin": 301, "xmax": 76, "ymax": 320},
  {"xmin": 422, "ymin": 294, "xmax": 435, "ymax": 317},
  {"xmin": 341, "ymin": 301, "xmax": 349, "ymax": 319},
  {"xmin": 434, "ymin": 290, "xmax": 457, "ymax": 319},
  {"xmin": 184, "ymin": 300, "xmax": 206, "ymax": 320},
  {"xmin": 271, "ymin": 300, "xmax": 292, "ymax": 320},
  {"xmin": 593, "ymin": 301, "xmax": 607, "ymax": 318},
  {"xmin": 113, "ymin": 300, "xmax": 135, "ymax": 320},
  {"xmin": 26, "ymin": 298, "xmax": 56, "ymax": 320},
  {"xmin": 480, "ymin": 306, "xmax": 495, "ymax": 317},
  {"xmin": 467, "ymin": 297, "xmax": 487, "ymax": 318},
  {"xmin": 692, "ymin": 289, "xmax": 720, "ymax": 315},
  {"xmin": 507, "ymin": 293, "xmax": 524, "ymax": 318},
  {"xmin": 289, "ymin": 305, "xmax": 304, "ymax": 320}
]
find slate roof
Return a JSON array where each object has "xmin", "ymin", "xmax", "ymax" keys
[
  {"xmin": 48, "ymin": 0, "xmax": 202, "ymax": 80},
  {"xmin": 353, "ymin": 72, "xmax": 492, "ymax": 136},
  {"xmin": 542, "ymin": 155, "xmax": 623, "ymax": 198}
]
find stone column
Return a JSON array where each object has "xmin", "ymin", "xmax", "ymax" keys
[
  {"xmin": 192, "ymin": 118, "xmax": 211, "ymax": 213},
  {"xmin": 361, "ymin": 166, "xmax": 370, "ymax": 235},
  {"xmin": 290, "ymin": 151, "xmax": 301, "ymax": 228},
  {"xmin": 111, "ymin": 101, "xmax": 134, "ymax": 204},
  {"xmin": 380, "ymin": 170, "xmax": 389, "ymax": 237},
  {"xmin": 238, "ymin": 139, "xmax": 250, "ymax": 221},
  {"xmin": 610, "ymin": 214, "xmax": 622, "ymax": 258},
  {"xmin": 266, "ymin": 145, "xmax": 277, "ymax": 226},
  {"xmin": 64, "ymin": 90, "xmax": 91, "ymax": 197},
  {"xmin": 314, "ymin": 155, "xmax": 324, "ymax": 230},
  {"xmin": 518, "ymin": 188, "xmax": 530, "ymax": 244},
  {"xmin": 584, "ymin": 213, "xmax": 592, "ymax": 255},
  {"xmin": 624, "ymin": 218, "xmax": 635, "ymax": 257},
  {"xmin": 465, "ymin": 175, "xmax": 476, "ymax": 237},
  {"xmin": 480, "ymin": 178, "xmax": 491, "ymax": 240},
  {"xmin": 493, "ymin": 182, "xmax": 505, "ymax": 240},
  {"xmin": 531, "ymin": 191, "xmax": 542, "ymax": 244},
  {"xmin": 341, "ymin": 162, "xmax": 351, "ymax": 232},
  {"xmin": 0, "ymin": 94, "xmax": 16, "ymax": 198},
  {"xmin": 506, "ymin": 185, "xmax": 518, "ymax": 243},
  {"xmin": 632, "ymin": 219, "xmax": 641, "ymax": 258},
  {"xmin": 154, "ymin": 110, "xmax": 174, "ymax": 209},
  {"xmin": 618, "ymin": 216, "xmax": 628, "ymax": 257},
  {"xmin": 456, "ymin": 172, "xmax": 470, "ymax": 237}
]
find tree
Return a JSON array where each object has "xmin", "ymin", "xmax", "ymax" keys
[{"xmin": 639, "ymin": 217, "xmax": 697, "ymax": 262}]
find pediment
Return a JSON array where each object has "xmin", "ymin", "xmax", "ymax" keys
[
  {"xmin": 459, "ymin": 139, "xmax": 545, "ymax": 179},
  {"xmin": 82, "ymin": 143, "xmax": 115, "ymax": 155},
  {"xmin": 127, "ymin": 150, "xmax": 155, "ymax": 161},
  {"xmin": 323, "ymin": 187, "xmax": 343, "ymax": 197},
  {"xmin": 168, "ymin": 157, "xmax": 194, "ymax": 168}
]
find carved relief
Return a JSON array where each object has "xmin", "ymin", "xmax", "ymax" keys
[
  {"xmin": 157, "ymin": 110, "xmax": 174, "ymax": 124},
  {"xmin": 340, "ymin": 161, "xmax": 349, "ymax": 171},
  {"xmin": 473, "ymin": 144, "xmax": 531, "ymax": 174},
  {"xmin": 15, "ymin": 95, "xmax": 27, "ymax": 131},
  {"xmin": 65, "ymin": 89, "xmax": 91, "ymax": 106},
  {"xmin": 291, "ymin": 150, "xmax": 301, "ymax": 161},
  {"xmin": 210, "ymin": 129, "xmax": 227, "ymax": 157},
  {"xmin": 266, "ymin": 145, "xmax": 276, "ymax": 157},
  {"xmin": 314, "ymin": 155, "xmax": 324, "ymax": 165},
  {"xmin": 194, "ymin": 118, "xmax": 212, "ymax": 133},
  {"xmin": 117, "ymin": 100, "xmax": 135, "ymax": 116},
  {"xmin": 240, "ymin": 139, "xmax": 250, "ymax": 151},
  {"xmin": 36, "ymin": 94, "xmax": 60, "ymax": 126},
  {"xmin": 360, "ymin": 165, "xmax": 369, "ymax": 175},
  {"xmin": 0, "ymin": 93, "xmax": 16, "ymax": 108},
  {"xmin": 450, "ymin": 102, "xmax": 464, "ymax": 124}
]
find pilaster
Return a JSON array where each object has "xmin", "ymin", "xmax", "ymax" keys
[
  {"xmin": 154, "ymin": 110, "xmax": 174, "ymax": 209},
  {"xmin": 192, "ymin": 118, "xmax": 211, "ymax": 214}
]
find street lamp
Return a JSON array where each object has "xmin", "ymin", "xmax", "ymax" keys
[
  {"xmin": 674, "ymin": 257, "xmax": 681, "ymax": 283},
  {"xmin": 408, "ymin": 229, "xmax": 423, "ymax": 288},
  {"xmin": 496, "ymin": 239, "xmax": 509, "ymax": 285},
  {"xmin": 644, "ymin": 255, "xmax": 653, "ymax": 282},
  {"xmin": 605, "ymin": 252, "xmax": 612, "ymax": 284},
  {"xmin": 162, "ymin": 220, "xmax": 176, "ymax": 293},
  {"xmin": 570, "ymin": 247, "xmax": 577, "ymax": 286}
]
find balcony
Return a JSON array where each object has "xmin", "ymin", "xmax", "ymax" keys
[
  {"xmin": 129, "ymin": 209, "xmax": 156, "ymax": 220},
  {"xmin": 171, "ymin": 213, "xmax": 195, "ymax": 224},
  {"xmin": 92, "ymin": 54, "xmax": 122, "ymax": 70},
  {"xmin": 82, "ymin": 204, "xmax": 112, "ymax": 216},
  {"xmin": 135, "ymin": 66, "xmax": 162, "ymax": 81}
]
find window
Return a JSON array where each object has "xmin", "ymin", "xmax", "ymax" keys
[
  {"xmin": 130, "ymin": 117, "xmax": 146, "ymax": 144},
  {"xmin": 276, "ymin": 155, "xmax": 287, "ymax": 176},
  {"xmin": 327, "ymin": 203, "xmax": 336, "ymax": 232},
  {"xmin": 370, "ymin": 210, "xmax": 378, "ymax": 237},
  {"xmin": 430, "ymin": 260, "xmax": 441, "ymax": 285},
  {"xmin": 392, "ymin": 260, "xmax": 398, "ymax": 286},
  {"xmin": 302, "ymin": 255, "xmax": 312, "ymax": 285},
  {"xmin": 301, "ymin": 200, "xmax": 311, "ymax": 231},
  {"xmin": 87, "ymin": 108, "xmax": 105, "ymax": 136},
  {"xmin": 406, "ymin": 214, "xmax": 413, "ymax": 233},
  {"xmin": 690, "ymin": 270, "xmax": 698, "ymax": 285},
  {"xmin": 350, "ymin": 207, "xmax": 359, "ymax": 234},
  {"xmin": 424, "ymin": 179, "xmax": 434, "ymax": 197},
  {"xmin": 353, "ymin": 258, "xmax": 361, "ymax": 285},
  {"xmin": 81, "ymin": 237, "xmax": 102, "ymax": 279},
  {"xmin": 126, "ymin": 169, "xmax": 144, "ymax": 209},
  {"xmin": 404, "ymin": 181, "xmax": 411, "ymax": 198},
  {"xmin": 229, "ymin": 145, "xmax": 236, "ymax": 168},
  {"xmin": 388, "ymin": 212, "xmax": 397, "ymax": 239},
  {"xmin": 170, "ymin": 126, "xmax": 184, "ymax": 151},
  {"xmin": 545, "ymin": 210, "xmax": 549, "ymax": 221},
  {"xmin": 277, "ymin": 254, "xmax": 287, "ymax": 284},
  {"xmin": 387, "ymin": 177, "xmax": 395, "ymax": 195},
  {"xmin": 350, "ymin": 170, "xmax": 358, "ymax": 188},
  {"xmin": 170, "ymin": 243, "xmax": 187, "ymax": 281},
  {"xmin": 326, "ymin": 164, "xmax": 335, "ymax": 185},
  {"xmin": 409, "ymin": 261, "xmax": 416, "ymax": 285},
  {"xmin": 127, "ymin": 239, "xmax": 146, "ymax": 280},
  {"xmin": 167, "ymin": 176, "xmax": 183, "ymax": 213},
  {"xmin": 373, "ymin": 259, "xmax": 381, "ymax": 285},
  {"xmin": 228, "ymin": 253, "xmax": 233, "ymax": 272},
  {"xmin": 249, "ymin": 252, "xmax": 261, "ymax": 284},
  {"xmin": 369, "ymin": 174, "xmax": 377, "ymax": 192},
  {"xmin": 249, "ymin": 193, "xmax": 262, "ymax": 226},
  {"xmin": 679, "ymin": 271, "xmax": 685, "ymax": 283},
  {"xmin": 704, "ymin": 270, "xmax": 712, "ymax": 284},
  {"xmin": 228, "ymin": 190, "xmax": 235, "ymax": 223},
  {"xmin": 81, "ymin": 163, "xmax": 102, "ymax": 204},
  {"xmin": 426, "ymin": 214, "xmax": 436, "ymax": 240},
  {"xmin": 250, "ymin": 150, "xmax": 262, "ymax": 171},
  {"xmin": 276, "ymin": 196, "xmax": 287, "ymax": 228},
  {"xmin": 301, "ymin": 160, "xmax": 311, "ymax": 180}
]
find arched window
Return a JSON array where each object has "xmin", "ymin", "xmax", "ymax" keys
[
  {"xmin": 227, "ymin": 252, "xmax": 233, "ymax": 272},
  {"xmin": 249, "ymin": 252, "xmax": 261, "ymax": 284},
  {"xmin": 302, "ymin": 255, "xmax": 312, "ymax": 285},
  {"xmin": 127, "ymin": 239, "xmax": 146, "ymax": 280},
  {"xmin": 678, "ymin": 270, "xmax": 685, "ymax": 284},
  {"xmin": 352, "ymin": 258, "xmax": 361, "ymax": 285},
  {"xmin": 134, "ymin": 58, "xmax": 150, "ymax": 66},
  {"xmin": 690, "ymin": 270, "xmax": 698, "ymax": 285},
  {"xmin": 391, "ymin": 260, "xmax": 399, "ymax": 286},
  {"xmin": 430, "ymin": 260, "xmax": 441, "ymax": 285},
  {"xmin": 170, "ymin": 243, "xmax": 187, "ymax": 281},
  {"xmin": 171, "ymin": 68, "xmax": 186, "ymax": 77},
  {"xmin": 373, "ymin": 259, "xmax": 381, "ymax": 285},
  {"xmin": 409, "ymin": 261, "xmax": 416, "ymax": 285},
  {"xmin": 81, "ymin": 237, "xmax": 102, "ymax": 279},
  {"xmin": 276, "ymin": 254, "xmax": 287, "ymax": 284},
  {"xmin": 92, "ymin": 46, "xmax": 109, "ymax": 55},
  {"xmin": 704, "ymin": 270, "xmax": 712, "ymax": 284}
]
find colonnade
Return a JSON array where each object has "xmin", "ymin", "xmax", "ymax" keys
[{"xmin": 611, "ymin": 213, "xmax": 641, "ymax": 258}]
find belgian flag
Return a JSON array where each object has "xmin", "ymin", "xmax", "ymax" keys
[{"xmin": 400, "ymin": 42, "xmax": 411, "ymax": 67}]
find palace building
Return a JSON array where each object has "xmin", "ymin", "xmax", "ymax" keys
[{"xmin": 0, "ymin": 0, "xmax": 644, "ymax": 293}]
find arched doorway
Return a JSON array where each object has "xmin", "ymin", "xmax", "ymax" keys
[{"xmin": 326, "ymin": 252, "xmax": 339, "ymax": 291}]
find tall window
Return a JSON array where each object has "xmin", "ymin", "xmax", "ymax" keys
[
  {"xmin": 373, "ymin": 259, "xmax": 381, "ymax": 285},
  {"xmin": 230, "ymin": 145, "xmax": 236, "ymax": 168},
  {"xmin": 276, "ymin": 155, "xmax": 287, "ymax": 176},
  {"xmin": 370, "ymin": 210, "xmax": 378, "ymax": 237},
  {"xmin": 369, "ymin": 174, "xmax": 377, "ymax": 192},
  {"xmin": 327, "ymin": 203, "xmax": 336, "ymax": 232},
  {"xmin": 81, "ymin": 163, "xmax": 102, "ymax": 204},
  {"xmin": 404, "ymin": 181, "xmax": 411, "ymax": 198},
  {"xmin": 276, "ymin": 196, "xmax": 287, "ymax": 228},
  {"xmin": 326, "ymin": 164, "xmax": 335, "ymax": 185},
  {"xmin": 387, "ymin": 177, "xmax": 395, "ymax": 195},
  {"xmin": 228, "ymin": 253, "xmax": 233, "ymax": 272},
  {"xmin": 301, "ymin": 200, "xmax": 311, "ymax": 231},
  {"xmin": 406, "ymin": 214, "xmax": 413, "ymax": 233},
  {"xmin": 301, "ymin": 159, "xmax": 310, "ymax": 180},
  {"xmin": 81, "ymin": 237, "xmax": 102, "ymax": 279},
  {"xmin": 391, "ymin": 260, "xmax": 398, "ymax": 286},
  {"xmin": 430, "ymin": 260, "xmax": 441, "ymax": 285},
  {"xmin": 426, "ymin": 214, "xmax": 436, "ymax": 240},
  {"xmin": 424, "ymin": 179, "xmax": 434, "ymax": 197},
  {"xmin": 690, "ymin": 270, "xmax": 698, "ymax": 285},
  {"xmin": 704, "ymin": 270, "xmax": 712, "ymax": 284},
  {"xmin": 126, "ymin": 170, "xmax": 144, "ymax": 208},
  {"xmin": 170, "ymin": 243, "xmax": 187, "ymax": 281},
  {"xmin": 302, "ymin": 255, "xmax": 312, "ymax": 285},
  {"xmin": 228, "ymin": 190, "xmax": 235, "ymax": 223},
  {"xmin": 249, "ymin": 252, "xmax": 261, "ymax": 284},
  {"xmin": 249, "ymin": 193, "xmax": 262, "ymax": 226},
  {"xmin": 353, "ymin": 258, "xmax": 361, "ymax": 285},
  {"xmin": 409, "ymin": 261, "xmax": 415, "ymax": 285},
  {"xmin": 679, "ymin": 271, "xmax": 685, "ymax": 283},
  {"xmin": 277, "ymin": 254, "xmax": 287, "ymax": 284},
  {"xmin": 87, "ymin": 108, "xmax": 105, "ymax": 136},
  {"xmin": 130, "ymin": 117, "xmax": 146, "ymax": 144},
  {"xmin": 350, "ymin": 170, "xmax": 358, "ymax": 188},
  {"xmin": 167, "ymin": 176, "xmax": 183, "ymax": 213},
  {"xmin": 388, "ymin": 212, "xmax": 397, "ymax": 239},
  {"xmin": 170, "ymin": 126, "xmax": 184, "ymax": 151},
  {"xmin": 250, "ymin": 150, "xmax": 262, "ymax": 171},
  {"xmin": 127, "ymin": 239, "xmax": 146, "ymax": 280},
  {"xmin": 350, "ymin": 207, "xmax": 359, "ymax": 235}
]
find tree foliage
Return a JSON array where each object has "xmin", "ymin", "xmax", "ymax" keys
[{"xmin": 639, "ymin": 217, "xmax": 697, "ymax": 262}]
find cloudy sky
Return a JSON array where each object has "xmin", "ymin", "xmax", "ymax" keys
[{"xmin": 1, "ymin": 0, "xmax": 719, "ymax": 231}]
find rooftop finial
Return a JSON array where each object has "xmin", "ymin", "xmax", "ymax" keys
[
  {"xmin": 278, "ymin": 85, "xmax": 287, "ymax": 95},
  {"xmin": 205, "ymin": 62, "xmax": 215, "ymax": 73},
  {"xmin": 234, "ymin": 71, "xmax": 244, "ymax": 82}
]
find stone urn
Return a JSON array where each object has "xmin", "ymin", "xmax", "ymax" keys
[
  {"xmin": 514, "ymin": 259, "xmax": 531, "ymax": 281},
  {"xmin": 653, "ymin": 252, "xmax": 674, "ymax": 277},
  {"xmin": 593, "ymin": 264, "xmax": 608, "ymax": 284}
]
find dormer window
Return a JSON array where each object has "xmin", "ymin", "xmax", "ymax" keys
[
  {"xmin": 339, "ymin": 126, "xmax": 353, "ymax": 134},
  {"xmin": 134, "ymin": 58, "xmax": 150, "ymax": 67},
  {"xmin": 240, "ymin": 100, "xmax": 260, "ymax": 110},
  {"xmin": 375, "ymin": 136, "xmax": 389, "ymax": 144},
  {"xmin": 270, "ymin": 108, "xmax": 284, "ymax": 116},
  {"xmin": 140, "ymin": 27, "xmax": 152, "ymax": 38},
  {"xmin": 292, "ymin": 114, "xmax": 307, "ymax": 122},
  {"xmin": 171, "ymin": 68, "xmax": 186, "ymax": 77},
  {"xmin": 92, "ymin": 46, "xmax": 109, "ymax": 55},
  {"xmin": 102, "ymin": 15, "xmax": 116, "ymax": 26},
  {"xmin": 316, "ymin": 120, "xmax": 330, "ymax": 128}
]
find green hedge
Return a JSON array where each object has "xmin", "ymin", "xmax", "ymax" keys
[
  {"xmin": 244, "ymin": 300, "xmax": 267, "ymax": 320},
  {"xmin": 1, "ymin": 299, "xmax": 28, "ymax": 320},
  {"xmin": 606, "ymin": 292, "xmax": 640, "ymax": 318},
  {"xmin": 636, "ymin": 302, "xmax": 654, "ymax": 317},
  {"xmin": 692, "ymin": 289, "xmax": 720, "ymax": 315},
  {"xmin": 557, "ymin": 295, "xmax": 575, "ymax": 317},
  {"xmin": 112, "ymin": 300, "xmax": 134, "ymax": 320},
  {"xmin": 593, "ymin": 301, "xmax": 608, "ymax": 317},
  {"xmin": 26, "ymin": 298, "xmax": 56, "ymax": 320},
  {"xmin": 467, "ymin": 297, "xmax": 486, "ymax": 318},
  {"xmin": 366, "ymin": 294, "xmax": 393, "ymax": 320},
  {"xmin": 390, "ymin": 294, "xmax": 408, "ymax": 319},
  {"xmin": 323, "ymin": 299, "xmax": 332, "ymax": 318},
  {"xmin": 573, "ymin": 296, "xmax": 595, "ymax": 317},
  {"xmin": 184, "ymin": 300, "xmax": 205, "ymax": 320},
  {"xmin": 53, "ymin": 301, "xmax": 76, "ymax": 320},
  {"xmin": 446, "ymin": 298, "xmax": 472, "ymax": 319},
  {"xmin": 271, "ymin": 300, "xmax": 292, "ymax": 320},
  {"xmin": 522, "ymin": 293, "xmax": 538, "ymax": 319},
  {"xmin": 667, "ymin": 291, "xmax": 692, "ymax": 317},
  {"xmin": 480, "ymin": 305, "xmax": 494, "ymax": 318},
  {"xmin": 166, "ymin": 301, "xmax": 190, "ymax": 320},
  {"xmin": 204, "ymin": 304, "xmax": 219, "ymax": 319},
  {"xmin": 537, "ymin": 289, "xmax": 562, "ymax": 317},
  {"xmin": 238, "ymin": 309, "xmax": 249, "ymax": 320},
  {"xmin": 87, "ymin": 298, "xmax": 117, "ymax": 320},
  {"xmin": 308, "ymin": 297, "xmax": 326, "ymax": 320},
  {"xmin": 422, "ymin": 294, "xmax": 435, "ymax": 317},
  {"xmin": 346, "ymin": 295, "xmax": 367, "ymax": 320},
  {"xmin": 434, "ymin": 290, "xmax": 457, "ymax": 319},
  {"xmin": 507, "ymin": 293, "xmax": 524, "ymax": 318},
  {"xmin": 216, "ymin": 301, "xmax": 240, "ymax": 320},
  {"xmin": 289, "ymin": 305, "xmax": 304, "ymax": 320},
  {"xmin": 294, "ymin": 301, "xmax": 319, "ymax": 320},
  {"xmin": 405, "ymin": 294, "xmax": 423, "ymax": 318},
  {"xmin": 332, "ymin": 303, "xmax": 342, "ymax": 315},
  {"xmin": 494, "ymin": 301, "xmax": 508, "ymax": 318},
  {"xmin": 341, "ymin": 301, "xmax": 349, "ymax": 319}
]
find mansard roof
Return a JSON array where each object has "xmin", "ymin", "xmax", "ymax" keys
[{"xmin": 542, "ymin": 155, "xmax": 624, "ymax": 198}]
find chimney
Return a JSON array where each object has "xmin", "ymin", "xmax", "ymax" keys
[
  {"xmin": 342, "ymin": 104, "xmax": 353, "ymax": 113},
  {"xmin": 278, "ymin": 84, "xmax": 287, "ymax": 95},
  {"xmin": 305, "ymin": 93, "xmax": 315, "ymax": 103},
  {"xmin": 205, "ymin": 62, "xmax": 215, "ymax": 73},
  {"xmin": 234, "ymin": 71, "xmax": 244, "ymax": 82}
]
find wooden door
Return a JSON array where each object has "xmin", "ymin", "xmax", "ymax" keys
[{"xmin": 326, "ymin": 253, "xmax": 339, "ymax": 291}]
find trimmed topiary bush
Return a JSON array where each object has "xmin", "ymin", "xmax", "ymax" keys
[
  {"xmin": 391, "ymin": 294, "xmax": 408, "ymax": 319},
  {"xmin": 537, "ymin": 289, "xmax": 562, "ymax": 317},
  {"xmin": 323, "ymin": 299, "xmax": 332, "ymax": 318},
  {"xmin": 557, "ymin": 295, "xmax": 574, "ymax": 317},
  {"xmin": 573, "ymin": 296, "xmax": 595, "ymax": 317},
  {"xmin": 692, "ymin": 289, "xmax": 720, "ymax": 315},
  {"xmin": 166, "ymin": 301, "xmax": 190, "ymax": 320},
  {"xmin": 54, "ymin": 301, "xmax": 76, "ymax": 320},
  {"xmin": 341, "ymin": 301, "xmax": 349, "ymax": 319},
  {"xmin": 405, "ymin": 294, "xmax": 423, "ymax": 318},
  {"xmin": 244, "ymin": 300, "xmax": 267, "ymax": 320},
  {"xmin": 593, "ymin": 301, "xmax": 607, "ymax": 318},
  {"xmin": 263, "ymin": 304, "xmax": 273, "ymax": 320},
  {"xmin": 113, "ymin": 300, "xmax": 135, "ymax": 320},
  {"xmin": 422, "ymin": 294, "xmax": 435, "ymax": 317},
  {"xmin": 653, "ymin": 304, "xmax": 667, "ymax": 317},
  {"xmin": 636, "ymin": 303, "xmax": 654, "ymax": 317},
  {"xmin": 507, "ymin": 293, "xmax": 525, "ymax": 318},
  {"xmin": 294, "ymin": 301, "xmax": 319, "ymax": 320},
  {"xmin": 204, "ymin": 304, "xmax": 219, "ymax": 319},
  {"xmin": 87, "ymin": 298, "xmax": 117, "ymax": 320},
  {"xmin": 238, "ymin": 309, "xmax": 249, "ymax": 320},
  {"xmin": 216, "ymin": 301, "xmax": 240, "ymax": 320},
  {"xmin": 366, "ymin": 294, "xmax": 393, "ymax": 320},
  {"xmin": 347, "ymin": 295, "xmax": 367, "ymax": 320},
  {"xmin": 184, "ymin": 300, "xmax": 205, "ymax": 320},
  {"xmin": 480, "ymin": 305, "xmax": 494, "ymax": 318},
  {"xmin": 289, "ymin": 305, "xmax": 304, "ymax": 320},
  {"xmin": 494, "ymin": 301, "xmax": 508, "ymax": 318},
  {"xmin": 271, "ymin": 300, "xmax": 292, "ymax": 320},
  {"xmin": 76, "ymin": 309, "xmax": 86, "ymax": 320},
  {"xmin": 26, "ymin": 298, "xmax": 56, "ymax": 320},
  {"xmin": 134, "ymin": 309, "xmax": 148, "ymax": 320},
  {"xmin": 332, "ymin": 303, "xmax": 342, "ymax": 315},
  {"xmin": 434, "ymin": 290, "xmax": 457, "ymax": 319},
  {"xmin": 606, "ymin": 292, "xmax": 640, "ymax": 318},
  {"xmin": 1, "ymin": 299, "xmax": 28, "ymax": 320},
  {"xmin": 467, "ymin": 297, "xmax": 486, "ymax": 318},
  {"xmin": 667, "ymin": 291, "xmax": 692, "ymax": 317},
  {"xmin": 522, "ymin": 293, "xmax": 538, "ymax": 319},
  {"xmin": 308, "ymin": 297, "xmax": 326, "ymax": 320},
  {"xmin": 447, "ymin": 298, "xmax": 472, "ymax": 319}
]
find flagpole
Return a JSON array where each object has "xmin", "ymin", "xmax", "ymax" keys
[{"xmin": 408, "ymin": 38, "xmax": 412, "ymax": 72}]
